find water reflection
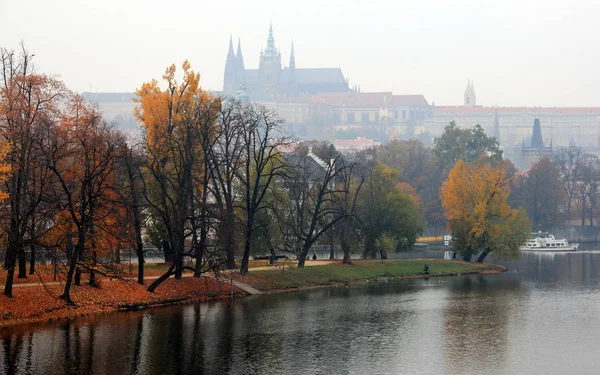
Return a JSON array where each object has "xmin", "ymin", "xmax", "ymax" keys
[
  {"xmin": 2, "ymin": 251, "xmax": 600, "ymax": 374},
  {"xmin": 442, "ymin": 276, "xmax": 522, "ymax": 375}
]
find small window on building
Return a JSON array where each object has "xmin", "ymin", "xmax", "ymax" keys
[
  {"xmin": 402, "ymin": 110, "xmax": 406, "ymax": 120},
  {"xmin": 361, "ymin": 112, "xmax": 369, "ymax": 124},
  {"xmin": 346, "ymin": 112, "xmax": 354, "ymax": 123}
]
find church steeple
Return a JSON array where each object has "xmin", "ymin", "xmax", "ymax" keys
[
  {"xmin": 531, "ymin": 118, "xmax": 544, "ymax": 148},
  {"xmin": 227, "ymin": 35, "xmax": 235, "ymax": 59},
  {"xmin": 263, "ymin": 22, "xmax": 278, "ymax": 58},
  {"xmin": 236, "ymin": 38, "xmax": 245, "ymax": 71},
  {"xmin": 493, "ymin": 108, "xmax": 500, "ymax": 140},
  {"xmin": 464, "ymin": 79, "xmax": 476, "ymax": 107},
  {"xmin": 289, "ymin": 40, "xmax": 295, "ymax": 69},
  {"xmin": 223, "ymin": 35, "xmax": 238, "ymax": 95}
]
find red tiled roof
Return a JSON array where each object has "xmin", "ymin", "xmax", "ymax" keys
[
  {"xmin": 432, "ymin": 106, "xmax": 600, "ymax": 115},
  {"xmin": 390, "ymin": 95, "xmax": 429, "ymax": 106},
  {"xmin": 281, "ymin": 92, "xmax": 430, "ymax": 108}
]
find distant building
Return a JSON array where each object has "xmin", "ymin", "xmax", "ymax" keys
[
  {"xmin": 333, "ymin": 137, "xmax": 381, "ymax": 152},
  {"xmin": 223, "ymin": 23, "xmax": 350, "ymax": 100},
  {"xmin": 427, "ymin": 81, "xmax": 600, "ymax": 149},
  {"xmin": 515, "ymin": 119, "xmax": 553, "ymax": 170}
]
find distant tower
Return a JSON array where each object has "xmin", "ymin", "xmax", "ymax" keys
[
  {"xmin": 288, "ymin": 40, "xmax": 297, "ymax": 96},
  {"xmin": 236, "ymin": 80, "xmax": 250, "ymax": 104},
  {"xmin": 531, "ymin": 118, "xmax": 544, "ymax": 148},
  {"xmin": 289, "ymin": 40, "xmax": 296, "ymax": 70},
  {"xmin": 493, "ymin": 108, "xmax": 500, "ymax": 141},
  {"xmin": 258, "ymin": 22, "xmax": 282, "ymax": 98},
  {"xmin": 235, "ymin": 38, "xmax": 245, "ymax": 91},
  {"xmin": 223, "ymin": 35, "xmax": 238, "ymax": 95},
  {"xmin": 520, "ymin": 118, "xmax": 552, "ymax": 170},
  {"xmin": 464, "ymin": 80, "xmax": 476, "ymax": 107}
]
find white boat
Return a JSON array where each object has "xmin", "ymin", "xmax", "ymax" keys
[{"xmin": 520, "ymin": 232, "xmax": 578, "ymax": 252}]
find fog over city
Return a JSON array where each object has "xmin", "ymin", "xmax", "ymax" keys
[{"xmin": 1, "ymin": 0, "xmax": 598, "ymax": 106}]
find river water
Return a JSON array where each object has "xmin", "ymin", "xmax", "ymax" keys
[{"xmin": 2, "ymin": 251, "xmax": 600, "ymax": 375}]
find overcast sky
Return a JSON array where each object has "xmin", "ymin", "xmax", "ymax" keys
[{"xmin": 1, "ymin": 0, "xmax": 598, "ymax": 107}]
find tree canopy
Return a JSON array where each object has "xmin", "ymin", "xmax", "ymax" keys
[
  {"xmin": 433, "ymin": 122, "xmax": 503, "ymax": 173},
  {"xmin": 441, "ymin": 160, "xmax": 530, "ymax": 262}
]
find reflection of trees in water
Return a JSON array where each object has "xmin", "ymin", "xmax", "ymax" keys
[
  {"xmin": 520, "ymin": 252, "xmax": 600, "ymax": 285},
  {"xmin": 442, "ymin": 275, "xmax": 522, "ymax": 374}
]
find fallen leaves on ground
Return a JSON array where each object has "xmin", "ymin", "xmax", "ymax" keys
[{"xmin": 0, "ymin": 276, "xmax": 242, "ymax": 328}]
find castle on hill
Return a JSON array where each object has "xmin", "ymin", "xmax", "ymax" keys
[{"xmin": 222, "ymin": 23, "xmax": 350, "ymax": 100}]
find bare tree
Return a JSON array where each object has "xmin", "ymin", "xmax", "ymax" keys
[
  {"xmin": 236, "ymin": 103, "xmax": 291, "ymax": 275},
  {"xmin": 1, "ymin": 46, "xmax": 64, "ymax": 297},
  {"xmin": 207, "ymin": 100, "xmax": 246, "ymax": 270},
  {"xmin": 552, "ymin": 146, "xmax": 583, "ymax": 222},
  {"xmin": 281, "ymin": 152, "xmax": 361, "ymax": 268},
  {"xmin": 42, "ymin": 97, "xmax": 122, "ymax": 304}
]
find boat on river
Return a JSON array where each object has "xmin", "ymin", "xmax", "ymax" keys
[{"xmin": 520, "ymin": 232, "xmax": 578, "ymax": 252}]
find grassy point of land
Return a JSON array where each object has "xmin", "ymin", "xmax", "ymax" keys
[
  {"xmin": 232, "ymin": 259, "xmax": 505, "ymax": 292},
  {"xmin": 0, "ymin": 259, "xmax": 504, "ymax": 329}
]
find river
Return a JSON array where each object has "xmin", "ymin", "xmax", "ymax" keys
[{"xmin": 2, "ymin": 251, "xmax": 600, "ymax": 374}]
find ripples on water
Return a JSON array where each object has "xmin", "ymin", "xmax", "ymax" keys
[{"xmin": 2, "ymin": 251, "xmax": 600, "ymax": 374}]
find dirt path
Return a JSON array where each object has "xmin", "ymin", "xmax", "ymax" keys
[{"xmin": 0, "ymin": 259, "xmax": 334, "ymax": 289}]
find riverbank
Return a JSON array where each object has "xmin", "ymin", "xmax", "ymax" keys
[
  {"xmin": 0, "ymin": 259, "xmax": 503, "ymax": 329},
  {"xmin": 232, "ymin": 259, "xmax": 505, "ymax": 292},
  {"xmin": 0, "ymin": 276, "xmax": 243, "ymax": 329}
]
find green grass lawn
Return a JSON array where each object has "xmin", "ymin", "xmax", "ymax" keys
[{"xmin": 234, "ymin": 259, "xmax": 504, "ymax": 291}]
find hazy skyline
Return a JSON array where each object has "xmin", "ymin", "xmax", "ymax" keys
[{"xmin": 2, "ymin": 0, "xmax": 598, "ymax": 107}]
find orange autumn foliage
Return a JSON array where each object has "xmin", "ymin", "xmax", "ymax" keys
[
  {"xmin": 0, "ymin": 142, "xmax": 10, "ymax": 200},
  {"xmin": 441, "ymin": 159, "xmax": 530, "ymax": 261}
]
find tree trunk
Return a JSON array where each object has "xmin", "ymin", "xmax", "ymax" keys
[
  {"xmin": 89, "ymin": 250, "xmax": 97, "ymax": 286},
  {"xmin": 223, "ymin": 211, "xmax": 236, "ymax": 270},
  {"xmin": 3, "ymin": 223, "xmax": 20, "ymax": 297},
  {"xmin": 29, "ymin": 219, "xmax": 36, "ymax": 275},
  {"xmin": 329, "ymin": 234, "xmax": 335, "ymax": 260},
  {"xmin": 61, "ymin": 244, "xmax": 78, "ymax": 305},
  {"xmin": 147, "ymin": 263, "xmax": 176, "ymax": 292},
  {"xmin": 74, "ymin": 237, "xmax": 83, "ymax": 286},
  {"xmin": 137, "ymin": 242, "xmax": 144, "ymax": 285},
  {"xmin": 340, "ymin": 225, "xmax": 352, "ymax": 264},
  {"xmin": 3, "ymin": 247, "xmax": 16, "ymax": 298},
  {"xmin": 17, "ymin": 249, "xmax": 27, "ymax": 278},
  {"xmin": 240, "ymin": 223, "xmax": 252, "ymax": 276},
  {"xmin": 240, "ymin": 210, "xmax": 256, "ymax": 276},
  {"xmin": 476, "ymin": 248, "xmax": 491, "ymax": 263},
  {"xmin": 297, "ymin": 255, "xmax": 306, "ymax": 268},
  {"xmin": 28, "ymin": 243, "xmax": 35, "ymax": 275}
]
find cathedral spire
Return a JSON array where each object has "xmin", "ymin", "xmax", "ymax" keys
[
  {"xmin": 531, "ymin": 118, "xmax": 544, "ymax": 148},
  {"xmin": 290, "ymin": 40, "xmax": 295, "ymax": 69},
  {"xmin": 263, "ymin": 22, "xmax": 278, "ymax": 57},
  {"xmin": 223, "ymin": 35, "xmax": 238, "ymax": 95},
  {"xmin": 464, "ymin": 79, "xmax": 476, "ymax": 107},
  {"xmin": 236, "ymin": 37, "xmax": 245, "ymax": 70},
  {"xmin": 227, "ymin": 35, "xmax": 235, "ymax": 58}
]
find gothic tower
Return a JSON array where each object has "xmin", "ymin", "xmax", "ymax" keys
[
  {"xmin": 223, "ymin": 36, "xmax": 238, "ymax": 95},
  {"xmin": 464, "ymin": 80, "xmax": 476, "ymax": 107},
  {"xmin": 235, "ymin": 38, "xmax": 246, "ymax": 92},
  {"xmin": 287, "ymin": 40, "xmax": 297, "ymax": 96},
  {"xmin": 258, "ymin": 22, "xmax": 282, "ymax": 98},
  {"xmin": 531, "ymin": 118, "xmax": 544, "ymax": 148}
]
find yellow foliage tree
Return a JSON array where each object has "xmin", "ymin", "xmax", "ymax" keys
[
  {"xmin": 441, "ymin": 160, "xmax": 530, "ymax": 262},
  {"xmin": 0, "ymin": 142, "xmax": 10, "ymax": 200},
  {"xmin": 135, "ymin": 61, "xmax": 220, "ymax": 290}
]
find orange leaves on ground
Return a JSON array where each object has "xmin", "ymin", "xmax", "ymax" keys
[{"xmin": 0, "ymin": 274, "xmax": 241, "ymax": 327}]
